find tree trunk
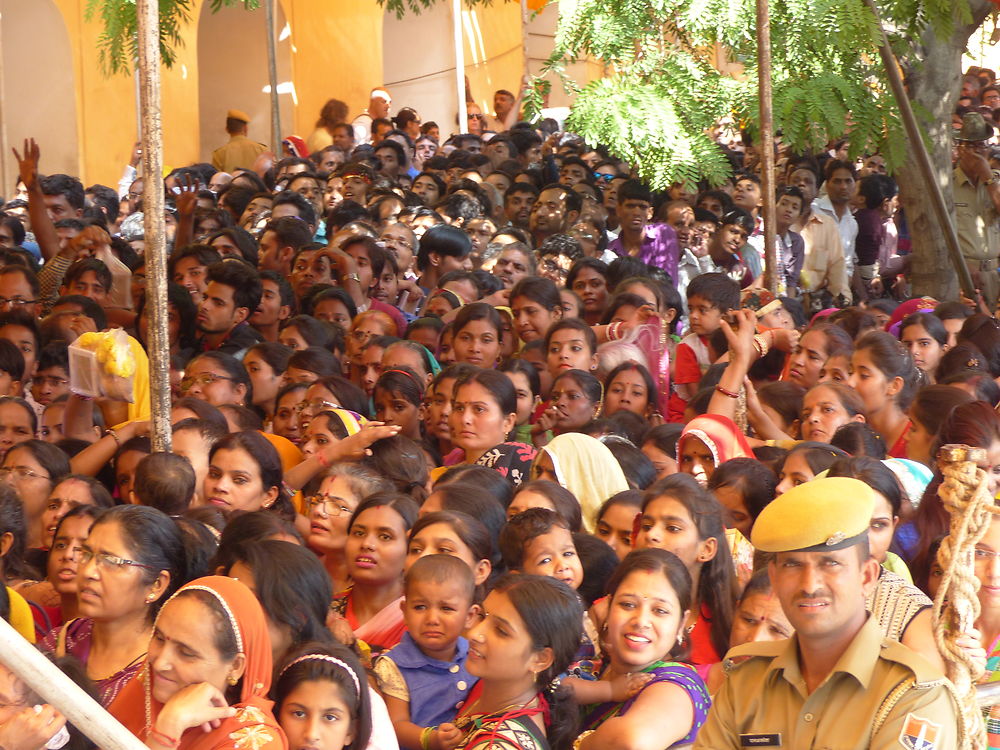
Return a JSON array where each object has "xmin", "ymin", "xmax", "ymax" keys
[{"xmin": 900, "ymin": 1, "xmax": 994, "ymax": 300}]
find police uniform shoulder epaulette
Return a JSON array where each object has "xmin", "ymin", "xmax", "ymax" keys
[
  {"xmin": 722, "ymin": 640, "xmax": 787, "ymax": 673},
  {"xmin": 877, "ymin": 638, "xmax": 950, "ymax": 687}
]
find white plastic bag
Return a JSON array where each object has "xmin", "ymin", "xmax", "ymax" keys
[{"xmin": 69, "ymin": 329, "xmax": 136, "ymax": 402}]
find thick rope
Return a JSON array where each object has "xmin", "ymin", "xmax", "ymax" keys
[{"xmin": 933, "ymin": 444, "xmax": 1000, "ymax": 750}]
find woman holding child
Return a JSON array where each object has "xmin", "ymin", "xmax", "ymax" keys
[
  {"xmin": 577, "ymin": 549, "xmax": 710, "ymax": 749},
  {"xmin": 442, "ymin": 574, "xmax": 583, "ymax": 750}
]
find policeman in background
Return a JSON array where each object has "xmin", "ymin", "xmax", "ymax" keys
[
  {"xmin": 694, "ymin": 477, "xmax": 962, "ymax": 749},
  {"xmin": 954, "ymin": 112, "xmax": 1000, "ymax": 309},
  {"xmin": 211, "ymin": 109, "xmax": 267, "ymax": 174}
]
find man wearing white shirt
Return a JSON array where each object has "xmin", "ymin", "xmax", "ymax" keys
[
  {"xmin": 352, "ymin": 88, "xmax": 391, "ymax": 145},
  {"xmin": 814, "ymin": 159, "xmax": 859, "ymax": 278}
]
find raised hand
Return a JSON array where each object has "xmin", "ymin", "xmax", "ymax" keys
[
  {"xmin": 129, "ymin": 141, "xmax": 142, "ymax": 169},
  {"xmin": 12, "ymin": 138, "xmax": 40, "ymax": 190},
  {"xmin": 719, "ymin": 308, "xmax": 758, "ymax": 363},
  {"xmin": 174, "ymin": 174, "xmax": 199, "ymax": 218},
  {"xmin": 324, "ymin": 421, "xmax": 401, "ymax": 462}
]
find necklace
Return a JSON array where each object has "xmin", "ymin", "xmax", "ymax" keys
[
  {"xmin": 460, "ymin": 687, "xmax": 540, "ymax": 722},
  {"xmin": 455, "ymin": 690, "xmax": 544, "ymax": 739},
  {"xmin": 92, "ymin": 649, "xmax": 147, "ymax": 681},
  {"xmin": 142, "ymin": 665, "xmax": 153, "ymax": 736}
]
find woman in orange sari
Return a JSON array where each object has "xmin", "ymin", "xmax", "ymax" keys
[{"xmin": 110, "ymin": 576, "xmax": 287, "ymax": 750}]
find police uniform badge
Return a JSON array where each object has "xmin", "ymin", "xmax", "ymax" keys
[{"xmin": 897, "ymin": 713, "xmax": 940, "ymax": 749}]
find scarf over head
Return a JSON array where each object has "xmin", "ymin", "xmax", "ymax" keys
[
  {"xmin": 679, "ymin": 414, "xmax": 754, "ymax": 479},
  {"xmin": 110, "ymin": 576, "xmax": 286, "ymax": 750},
  {"xmin": 532, "ymin": 433, "xmax": 629, "ymax": 532}
]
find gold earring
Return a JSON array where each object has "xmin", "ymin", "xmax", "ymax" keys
[{"xmin": 227, "ymin": 676, "xmax": 238, "ymax": 686}]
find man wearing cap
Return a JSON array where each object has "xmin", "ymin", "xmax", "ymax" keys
[
  {"xmin": 694, "ymin": 477, "xmax": 962, "ymax": 749},
  {"xmin": 211, "ymin": 110, "xmax": 267, "ymax": 174},
  {"xmin": 955, "ymin": 111, "xmax": 1000, "ymax": 308}
]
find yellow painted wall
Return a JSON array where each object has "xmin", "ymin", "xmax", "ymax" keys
[
  {"xmin": 161, "ymin": 5, "xmax": 203, "ymax": 176},
  {"xmin": 464, "ymin": 2, "xmax": 525, "ymax": 115},
  {"xmin": 40, "ymin": 0, "xmax": 593, "ymax": 186},
  {"xmin": 50, "ymin": 0, "xmax": 203, "ymax": 187},
  {"xmin": 286, "ymin": 0, "xmax": 384, "ymax": 138},
  {"xmin": 52, "ymin": 0, "xmax": 385, "ymax": 184}
]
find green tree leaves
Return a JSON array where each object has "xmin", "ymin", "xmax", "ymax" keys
[
  {"xmin": 530, "ymin": 0, "xmax": 967, "ymax": 188},
  {"xmin": 86, "ymin": 0, "xmax": 259, "ymax": 75}
]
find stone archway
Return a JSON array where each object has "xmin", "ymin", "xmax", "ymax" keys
[
  {"xmin": 0, "ymin": 0, "xmax": 79, "ymax": 190},
  {"xmin": 197, "ymin": 1, "xmax": 294, "ymax": 163}
]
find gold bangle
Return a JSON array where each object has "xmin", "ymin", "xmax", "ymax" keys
[
  {"xmin": 753, "ymin": 333, "xmax": 770, "ymax": 358},
  {"xmin": 573, "ymin": 730, "xmax": 595, "ymax": 750},
  {"xmin": 105, "ymin": 428, "xmax": 121, "ymax": 447}
]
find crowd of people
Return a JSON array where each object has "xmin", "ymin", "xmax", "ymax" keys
[{"xmin": 0, "ymin": 68, "xmax": 998, "ymax": 750}]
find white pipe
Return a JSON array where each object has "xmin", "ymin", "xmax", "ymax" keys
[
  {"xmin": 0, "ymin": 616, "xmax": 148, "ymax": 750},
  {"xmin": 264, "ymin": 0, "xmax": 281, "ymax": 154},
  {"xmin": 453, "ymin": 0, "xmax": 467, "ymax": 134}
]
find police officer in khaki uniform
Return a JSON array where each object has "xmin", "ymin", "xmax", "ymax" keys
[
  {"xmin": 211, "ymin": 109, "xmax": 267, "ymax": 174},
  {"xmin": 954, "ymin": 112, "xmax": 1000, "ymax": 309},
  {"xmin": 693, "ymin": 477, "xmax": 962, "ymax": 749}
]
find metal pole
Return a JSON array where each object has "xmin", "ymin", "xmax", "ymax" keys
[
  {"xmin": 137, "ymin": 0, "xmax": 172, "ymax": 452},
  {"xmin": 756, "ymin": 0, "xmax": 777, "ymax": 294},
  {"xmin": 0, "ymin": 617, "xmax": 148, "ymax": 750},
  {"xmin": 264, "ymin": 0, "xmax": 281, "ymax": 154},
  {"xmin": 521, "ymin": 0, "xmax": 530, "ymax": 81},
  {"xmin": 134, "ymin": 66, "xmax": 141, "ymax": 142},
  {"xmin": 454, "ymin": 0, "xmax": 467, "ymax": 135},
  {"xmin": 0, "ymin": 12, "xmax": 8, "ymax": 197},
  {"xmin": 862, "ymin": 0, "xmax": 978, "ymax": 300}
]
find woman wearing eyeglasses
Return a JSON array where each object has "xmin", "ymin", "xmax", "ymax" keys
[
  {"xmin": 304, "ymin": 463, "xmax": 387, "ymax": 593},
  {"xmin": 297, "ymin": 376, "xmax": 368, "ymax": 435},
  {"xmin": 1, "ymin": 439, "xmax": 70, "ymax": 550},
  {"xmin": 179, "ymin": 352, "xmax": 251, "ymax": 407},
  {"xmin": 38, "ymin": 505, "xmax": 187, "ymax": 707}
]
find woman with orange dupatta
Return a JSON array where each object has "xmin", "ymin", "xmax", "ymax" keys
[{"xmin": 110, "ymin": 576, "xmax": 287, "ymax": 750}]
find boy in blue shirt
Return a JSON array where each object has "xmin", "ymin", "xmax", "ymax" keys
[{"xmin": 374, "ymin": 554, "xmax": 477, "ymax": 750}]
